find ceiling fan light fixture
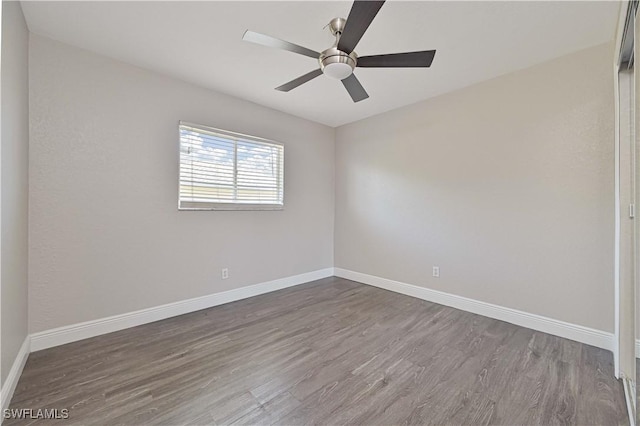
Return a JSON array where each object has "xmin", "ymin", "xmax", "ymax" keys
[{"xmin": 323, "ymin": 62, "xmax": 353, "ymax": 80}]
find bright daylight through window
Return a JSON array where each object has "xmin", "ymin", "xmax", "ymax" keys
[{"xmin": 179, "ymin": 122, "xmax": 284, "ymax": 210}]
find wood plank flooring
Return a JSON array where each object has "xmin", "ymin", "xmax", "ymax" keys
[{"xmin": 7, "ymin": 277, "xmax": 628, "ymax": 425}]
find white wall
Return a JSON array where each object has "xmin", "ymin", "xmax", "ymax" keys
[
  {"xmin": 28, "ymin": 35, "xmax": 335, "ymax": 333},
  {"xmin": 335, "ymin": 42, "xmax": 615, "ymax": 333},
  {"xmin": 1, "ymin": 1, "xmax": 29, "ymax": 383}
]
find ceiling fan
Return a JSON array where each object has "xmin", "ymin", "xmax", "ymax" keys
[{"xmin": 242, "ymin": 0, "xmax": 436, "ymax": 103}]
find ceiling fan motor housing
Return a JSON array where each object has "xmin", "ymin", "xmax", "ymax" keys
[{"xmin": 319, "ymin": 47, "xmax": 357, "ymax": 80}]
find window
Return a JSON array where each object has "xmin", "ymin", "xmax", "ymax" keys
[{"xmin": 179, "ymin": 121, "xmax": 284, "ymax": 210}]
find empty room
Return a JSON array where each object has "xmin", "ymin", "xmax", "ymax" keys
[{"xmin": 2, "ymin": 0, "xmax": 640, "ymax": 424}]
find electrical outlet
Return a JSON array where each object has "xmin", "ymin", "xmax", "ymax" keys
[
  {"xmin": 221, "ymin": 268, "xmax": 229, "ymax": 280},
  {"xmin": 432, "ymin": 266, "xmax": 440, "ymax": 278}
]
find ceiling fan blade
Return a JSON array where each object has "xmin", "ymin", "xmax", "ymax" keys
[
  {"xmin": 243, "ymin": 30, "xmax": 320, "ymax": 59},
  {"xmin": 341, "ymin": 74, "xmax": 369, "ymax": 102},
  {"xmin": 337, "ymin": 1, "xmax": 385, "ymax": 54},
  {"xmin": 275, "ymin": 69, "xmax": 323, "ymax": 92},
  {"xmin": 357, "ymin": 50, "xmax": 436, "ymax": 68}
]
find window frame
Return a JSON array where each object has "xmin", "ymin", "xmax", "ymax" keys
[{"xmin": 178, "ymin": 121, "xmax": 285, "ymax": 211}]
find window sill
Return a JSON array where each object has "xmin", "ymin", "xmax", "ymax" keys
[{"xmin": 179, "ymin": 202, "xmax": 284, "ymax": 211}]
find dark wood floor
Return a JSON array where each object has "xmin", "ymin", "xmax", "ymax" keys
[{"xmin": 8, "ymin": 277, "xmax": 628, "ymax": 425}]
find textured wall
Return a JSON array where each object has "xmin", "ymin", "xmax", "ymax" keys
[
  {"xmin": 335, "ymin": 43, "xmax": 615, "ymax": 332},
  {"xmin": 28, "ymin": 35, "xmax": 335, "ymax": 333},
  {"xmin": 2, "ymin": 1, "xmax": 29, "ymax": 382}
]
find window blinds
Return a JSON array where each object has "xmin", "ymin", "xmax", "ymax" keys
[{"xmin": 179, "ymin": 122, "xmax": 284, "ymax": 210}]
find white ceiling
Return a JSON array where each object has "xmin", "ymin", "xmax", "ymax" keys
[{"xmin": 21, "ymin": 1, "xmax": 620, "ymax": 127}]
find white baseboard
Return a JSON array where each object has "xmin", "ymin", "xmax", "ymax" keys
[
  {"xmin": 1, "ymin": 336, "xmax": 30, "ymax": 416},
  {"xmin": 334, "ymin": 268, "xmax": 614, "ymax": 352},
  {"xmin": 30, "ymin": 268, "xmax": 334, "ymax": 352}
]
